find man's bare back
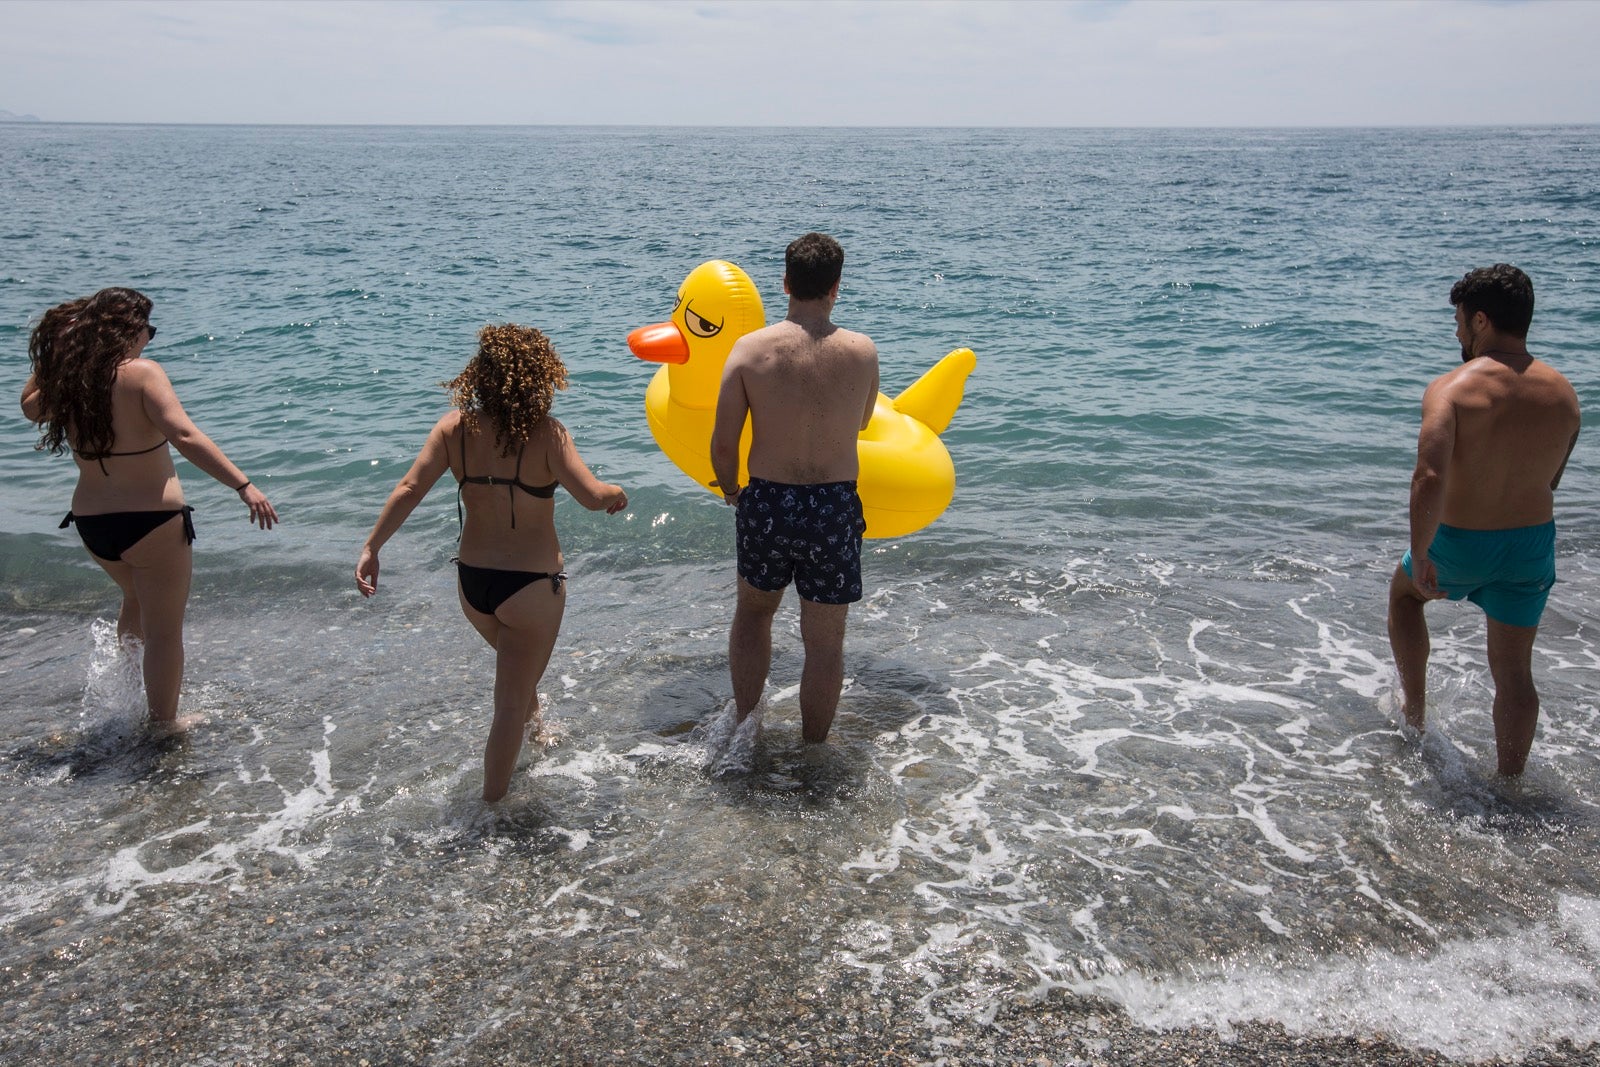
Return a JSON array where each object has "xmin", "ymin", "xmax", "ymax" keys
[
  {"xmin": 1426, "ymin": 353, "xmax": 1580, "ymax": 530},
  {"xmin": 720, "ymin": 316, "xmax": 878, "ymax": 485}
]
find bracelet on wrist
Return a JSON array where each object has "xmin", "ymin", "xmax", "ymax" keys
[{"xmin": 234, "ymin": 479, "xmax": 251, "ymax": 493}]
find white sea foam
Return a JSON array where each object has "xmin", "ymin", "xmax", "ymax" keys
[
  {"xmin": 528, "ymin": 747, "xmax": 633, "ymax": 788},
  {"xmin": 81, "ymin": 618, "xmax": 144, "ymax": 719},
  {"xmin": 83, "ymin": 718, "xmax": 357, "ymax": 916},
  {"xmin": 1081, "ymin": 894, "xmax": 1600, "ymax": 1063},
  {"xmin": 710, "ymin": 700, "xmax": 764, "ymax": 777},
  {"xmin": 826, "ymin": 561, "xmax": 1600, "ymax": 1056},
  {"xmin": 693, "ymin": 698, "xmax": 740, "ymax": 767}
]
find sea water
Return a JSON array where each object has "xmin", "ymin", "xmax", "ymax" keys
[{"xmin": 2, "ymin": 124, "xmax": 1599, "ymax": 1061}]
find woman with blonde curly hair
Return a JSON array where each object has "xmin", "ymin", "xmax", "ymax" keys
[
  {"xmin": 356, "ymin": 324, "xmax": 626, "ymax": 802},
  {"xmin": 20, "ymin": 287, "xmax": 279, "ymax": 729}
]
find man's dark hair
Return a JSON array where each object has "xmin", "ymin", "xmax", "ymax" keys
[
  {"xmin": 1450, "ymin": 263, "xmax": 1534, "ymax": 339},
  {"xmin": 785, "ymin": 232, "xmax": 844, "ymax": 301}
]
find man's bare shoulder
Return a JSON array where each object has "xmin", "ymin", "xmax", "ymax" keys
[
  {"xmin": 726, "ymin": 323, "xmax": 788, "ymax": 364},
  {"xmin": 1430, "ymin": 355, "xmax": 1579, "ymax": 414},
  {"xmin": 1540, "ymin": 362, "xmax": 1582, "ymax": 426},
  {"xmin": 1530, "ymin": 357, "xmax": 1580, "ymax": 399},
  {"xmin": 833, "ymin": 325, "xmax": 878, "ymax": 357}
]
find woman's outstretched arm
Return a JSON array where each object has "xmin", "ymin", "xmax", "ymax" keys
[
  {"xmin": 137, "ymin": 359, "xmax": 280, "ymax": 529},
  {"xmin": 547, "ymin": 418, "xmax": 627, "ymax": 514},
  {"xmin": 356, "ymin": 412, "xmax": 456, "ymax": 597}
]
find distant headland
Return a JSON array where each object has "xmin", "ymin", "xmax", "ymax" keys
[{"xmin": 1, "ymin": 109, "xmax": 42, "ymax": 123}]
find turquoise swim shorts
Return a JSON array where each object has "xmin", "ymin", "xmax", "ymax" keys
[{"xmin": 1402, "ymin": 520, "xmax": 1556, "ymax": 628}]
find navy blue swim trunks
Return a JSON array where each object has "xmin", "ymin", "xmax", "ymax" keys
[{"xmin": 736, "ymin": 477, "xmax": 866, "ymax": 604}]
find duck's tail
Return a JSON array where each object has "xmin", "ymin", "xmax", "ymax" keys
[{"xmin": 892, "ymin": 348, "xmax": 977, "ymax": 433}]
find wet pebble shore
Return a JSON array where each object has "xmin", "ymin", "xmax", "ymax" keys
[
  {"xmin": 2, "ymin": 846, "xmax": 1594, "ymax": 1067},
  {"xmin": 455, "ymin": 990, "xmax": 1600, "ymax": 1067},
  {"xmin": 7, "ymin": 953, "xmax": 1596, "ymax": 1067}
]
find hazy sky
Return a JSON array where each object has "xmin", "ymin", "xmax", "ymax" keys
[{"xmin": 2, "ymin": 0, "xmax": 1596, "ymax": 127}]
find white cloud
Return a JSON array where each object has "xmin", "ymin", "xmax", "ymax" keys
[{"xmin": 0, "ymin": 0, "xmax": 1595, "ymax": 126}]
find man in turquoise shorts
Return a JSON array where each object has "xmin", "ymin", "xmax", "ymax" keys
[{"xmin": 1388, "ymin": 264, "xmax": 1580, "ymax": 776}]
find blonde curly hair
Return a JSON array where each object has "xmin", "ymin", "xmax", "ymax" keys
[{"xmin": 443, "ymin": 324, "xmax": 568, "ymax": 455}]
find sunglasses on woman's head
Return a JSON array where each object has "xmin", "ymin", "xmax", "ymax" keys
[{"xmin": 146, "ymin": 324, "xmax": 157, "ymax": 340}]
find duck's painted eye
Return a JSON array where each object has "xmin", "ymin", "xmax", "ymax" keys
[
  {"xmin": 683, "ymin": 302, "xmax": 723, "ymax": 338},
  {"xmin": 672, "ymin": 289, "xmax": 685, "ymax": 313}
]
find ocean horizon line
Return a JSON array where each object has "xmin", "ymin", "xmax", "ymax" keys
[{"xmin": 3, "ymin": 117, "xmax": 1597, "ymax": 133}]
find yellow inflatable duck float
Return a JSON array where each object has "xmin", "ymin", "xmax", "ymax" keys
[{"xmin": 628, "ymin": 259, "xmax": 976, "ymax": 538}]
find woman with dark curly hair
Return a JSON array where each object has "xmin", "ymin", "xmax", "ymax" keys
[
  {"xmin": 20, "ymin": 287, "xmax": 279, "ymax": 728},
  {"xmin": 356, "ymin": 324, "xmax": 627, "ymax": 802}
]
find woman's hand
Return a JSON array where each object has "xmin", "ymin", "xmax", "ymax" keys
[
  {"xmin": 355, "ymin": 547, "xmax": 380, "ymax": 597},
  {"xmin": 603, "ymin": 485, "xmax": 628, "ymax": 515},
  {"xmin": 239, "ymin": 483, "xmax": 279, "ymax": 530}
]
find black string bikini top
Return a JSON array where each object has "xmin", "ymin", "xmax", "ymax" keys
[
  {"xmin": 451, "ymin": 426, "xmax": 557, "ymax": 529},
  {"xmin": 74, "ymin": 437, "xmax": 169, "ymax": 476}
]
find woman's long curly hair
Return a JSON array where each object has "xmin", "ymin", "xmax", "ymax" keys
[
  {"xmin": 442, "ymin": 324, "xmax": 568, "ymax": 455},
  {"xmin": 29, "ymin": 287, "xmax": 154, "ymax": 458}
]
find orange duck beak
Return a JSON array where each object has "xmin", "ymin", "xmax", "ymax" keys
[{"xmin": 628, "ymin": 321, "xmax": 690, "ymax": 365}]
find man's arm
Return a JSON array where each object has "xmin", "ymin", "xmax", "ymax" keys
[
  {"xmin": 1407, "ymin": 379, "xmax": 1456, "ymax": 594},
  {"xmin": 859, "ymin": 358, "xmax": 879, "ymax": 431},
  {"xmin": 1552, "ymin": 428, "xmax": 1579, "ymax": 491},
  {"xmin": 710, "ymin": 346, "xmax": 751, "ymax": 504}
]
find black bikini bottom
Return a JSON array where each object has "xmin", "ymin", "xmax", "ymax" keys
[
  {"xmin": 454, "ymin": 560, "xmax": 566, "ymax": 615},
  {"xmin": 60, "ymin": 506, "xmax": 195, "ymax": 562}
]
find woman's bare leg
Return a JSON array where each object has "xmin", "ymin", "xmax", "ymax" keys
[
  {"xmin": 459, "ymin": 585, "xmax": 502, "ymax": 648},
  {"xmin": 93, "ymin": 556, "xmax": 144, "ymax": 653},
  {"xmin": 460, "ymin": 580, "xmax": 564, "ymax": 802},
  {"xmin": 458, "ymin": 586, "xmax": 539, "ymax": 730},
  {"xmin": 120, "ymin": 516, "xmax": 193, "ymax": 724},
  {"xmin": 101, "ymin": 564, "xmax": 144, "ymax": 644},
  {"xmin": 88, "ymin": 515, "xmax": 191, "ymax": 724}
]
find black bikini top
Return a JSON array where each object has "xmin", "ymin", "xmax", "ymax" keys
[
  {"xmin": 74, "ymin": 437, "xmax": 169, "ymax": 476},
  {"xmin": 451, "ymin": 426, "xmax": 558, "ymax": 529}
]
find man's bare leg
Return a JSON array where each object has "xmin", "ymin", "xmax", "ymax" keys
[
  {"xmin": 1486, "ymin": 618, "xmax": 1540, "ymax": 777},
  {"xmin": 798, "ymin": 598, "xmax": 848, "ymax": 743},
  {"xmin": 729, "ymin": 579, "xmax": 783, "ymax": 720},
  {"xmin": 1387, "ymin": 564, "xmax": 1431, "ymax": 730}
]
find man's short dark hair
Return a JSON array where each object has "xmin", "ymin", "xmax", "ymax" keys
[
  {"xmin": 1450, "ymin": 263, "xmax": 1534, "ymax": 339},
  {"xmin": 785, "ymin": 232, "xmax": 844, "ymax": 301}
]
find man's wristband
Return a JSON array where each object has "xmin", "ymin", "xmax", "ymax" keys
[{"xmin": 234, "ymin": 479, "xmax": 251, "ymax": 493}]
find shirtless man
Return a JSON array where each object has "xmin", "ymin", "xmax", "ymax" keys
[
  {"xmin": 1387, "ymin": 264, "xmax": 1580, "ymax": 776},
  {"xmin": 710, "ymin": 233, "xmax": 880, "ymax": 745}
]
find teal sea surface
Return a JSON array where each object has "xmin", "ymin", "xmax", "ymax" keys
[{"xmin": 3, "ymin": 124, "xmax": 1600, "ymax": 1061}]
